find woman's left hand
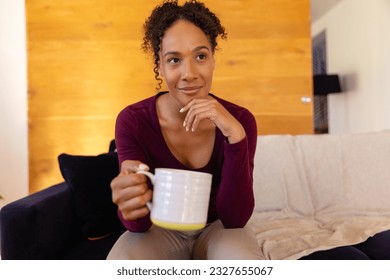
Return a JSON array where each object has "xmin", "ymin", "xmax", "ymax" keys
[{"xmin": 180, "ymin": 98, "xmax": 246, "ymax": 144}]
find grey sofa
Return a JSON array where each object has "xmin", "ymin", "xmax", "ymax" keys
[{"xmin": 0, "ymin": 140, "xmax": 125, "ymax": 259}]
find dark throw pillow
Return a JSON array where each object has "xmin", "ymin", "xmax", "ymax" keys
[
  {"xmin": 58, "ymin": 152, "xmax": 122, "ymax": 239},
  {"xmin": 109, "ymin": 139, "xmax": 116, "ymax": 153}
]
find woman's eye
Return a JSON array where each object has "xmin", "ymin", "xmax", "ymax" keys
[
  {"xmin": 168, "ymin": 58, "xmax": 180, "ymax": 64},
  {"xmin": 197, "ymin": 54, "xmax": 207, "ymax": 60}
]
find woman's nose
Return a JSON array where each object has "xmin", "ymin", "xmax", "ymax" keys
[{"xmin": 181, "ymin": 60, "xmax": 197, "ymax": 80}]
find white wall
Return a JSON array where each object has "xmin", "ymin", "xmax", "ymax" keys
[
  {"xmin": 312, "ymin": 0, "xmax": 390, "ymax": 134},
  {"xmin": 0, "ymin": 0, "xmax": 28, "ymax": 207}
]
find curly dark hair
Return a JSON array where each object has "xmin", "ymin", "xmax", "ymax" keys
[{"xmin": 142, "ymin": 0, "xmax": 227, "ymax": 90}]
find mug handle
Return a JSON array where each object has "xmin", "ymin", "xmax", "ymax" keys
[{"xmin": 136, "ymin": 170, "xmax": 155, "ymax": 211}]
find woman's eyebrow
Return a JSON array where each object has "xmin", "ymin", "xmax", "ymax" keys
[
  {"xmin": 194, "ymin": 45, "xmax": 210, "ymax": 52},
  {"xmin": 163, "ymin": 51, "xmax": 180, "ymax": 58},
  {"xmin": 162, "ymin": 45, "xmax": 211, "ymax": 58}
]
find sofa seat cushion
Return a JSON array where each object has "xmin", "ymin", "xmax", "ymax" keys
[{"xmin": 62, "ymin": 231, "xmax": 123, "ymax": 260}]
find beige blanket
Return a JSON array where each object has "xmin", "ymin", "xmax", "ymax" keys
[{"xmin": 248, "ymin": 130, "xmax": 390, "ymax": 259}]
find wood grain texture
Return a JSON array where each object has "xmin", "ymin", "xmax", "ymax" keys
[{"xmin": 27, "ymin": 0, "xmax": 313, "ymax": 193}]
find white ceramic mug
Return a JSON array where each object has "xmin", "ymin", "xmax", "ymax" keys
[{"xmin": 137, "ymin": 168, "xmax": 212, "ymax": 231}]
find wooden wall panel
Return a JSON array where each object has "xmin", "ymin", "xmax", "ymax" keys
[{"xmin": 26, "ymin": 0, "xmax": 313, "ymax": 193}]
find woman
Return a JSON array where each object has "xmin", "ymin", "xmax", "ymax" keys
[{"xmin": 107, "ymin": 0, "xmax": 261, "ymax": 260}]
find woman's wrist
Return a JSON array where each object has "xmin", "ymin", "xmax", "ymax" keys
[{"xmin": 227, "ymin": 125, "xmax": 246, "ymax": 144}]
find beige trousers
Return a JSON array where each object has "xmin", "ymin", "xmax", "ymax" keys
[{"xmin": 107, "ymin": 220, "xmax": 262, "ymax": 260}]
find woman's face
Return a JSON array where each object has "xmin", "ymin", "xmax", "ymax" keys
[{"xmin": 158, "ymin": 20, "xmax": 215, "ymax": 107}]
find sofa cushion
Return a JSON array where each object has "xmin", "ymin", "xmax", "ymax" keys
[
  {"xmin": 297, "ymin": 130, "xmax": 390, "ymax": 213},
  {"xmin": 58, "ymin": 152, "xmax": 123, "ymax": 239},
  {"xmin": 62, "ymin": 231, "xmax": 123, "ymax": 260},
  {"xmin": 253, "ymin": 135, "xmax": 312, "ymax": 215}
]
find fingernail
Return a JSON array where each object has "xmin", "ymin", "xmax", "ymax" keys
[
  {"xmin": 186, "ymin": 127, "xmax": 189, "ymax": 132},
  {"xmin": 138, "ymin": 163, "xmax": 148, "ymax": 171},
  {"xmin": 183, "ymin": 121, "xmax": 186, "ymax": 127},
  {"xmin": 179, "ymin": 107, "xmax": 185, "ymax": 113}
]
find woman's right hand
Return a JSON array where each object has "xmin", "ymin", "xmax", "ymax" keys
[{"xmin": 110, "ymin": 160, "xmax": 152, "ymax": 221}]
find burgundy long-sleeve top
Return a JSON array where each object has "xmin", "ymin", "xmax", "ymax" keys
[{"xmin": 115, "ymin": 92, "xmax": 257, "ymax": 232}]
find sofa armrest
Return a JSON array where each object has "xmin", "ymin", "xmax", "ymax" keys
[{"xmin": 0, "ymin": 182, "xmax": 74, "ymax": 259}]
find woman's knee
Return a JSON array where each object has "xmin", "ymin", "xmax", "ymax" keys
[
  {"xmin": 107, "ymin": 230, "xmax": 164, "ymax": 259},
  {"xmin": 194, "ymin": 221, "xmax": 263, "ymax": 260},
  {"xmin": 107, "ymin": 227, "xmax": 190, "ymax": 260}
]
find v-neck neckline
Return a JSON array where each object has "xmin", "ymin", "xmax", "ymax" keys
[{"xmin": 152, "ymin": 92, "xmax": 219, "ymax": 171}]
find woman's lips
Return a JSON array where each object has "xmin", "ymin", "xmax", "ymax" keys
[{"xmin": 178, "ymin": 86, "xmax": 202, "ymax": 94}]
